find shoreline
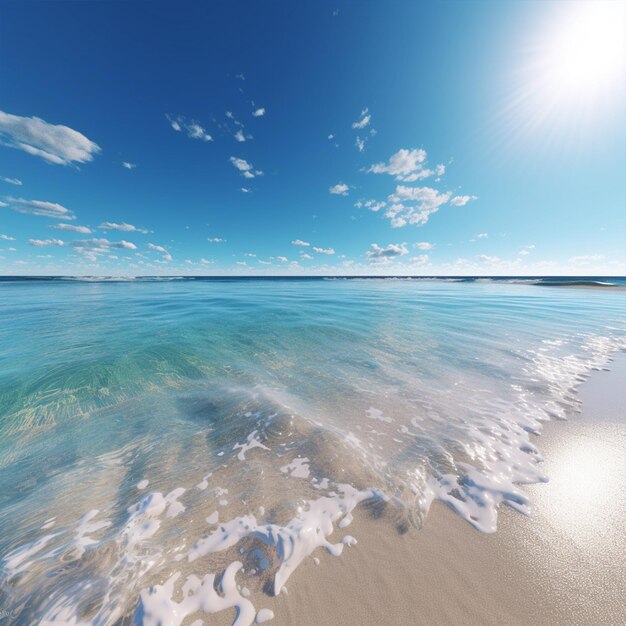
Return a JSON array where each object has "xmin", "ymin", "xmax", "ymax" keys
[{"xmin": 210, "ymin": 352, "xmax": 626, "ymax": 625}]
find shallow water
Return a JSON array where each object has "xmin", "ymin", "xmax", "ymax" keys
[{"xmin": 0, "ymin": 278, "xmax": 624, "ymax": 624}]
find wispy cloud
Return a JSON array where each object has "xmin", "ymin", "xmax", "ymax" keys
[
  {"xmin": 569, "ymin": 254, "xmax": 604, "ymax": 264},
  {"xmin": 30, "ymin": 237, "xmax": 136, "ymax": 249},
  {"xmin": 0, "ymin": 234, "xmax": 15, "ymax": 241},
  {"xmin": 28, "ymin": 237, "xmax": 137, "ymax": 261},
  {"xmin": 252, "ymin": 108, "xmax": 266, "ymax": 117},
  {"xmin": 475, "ymin": 254, "xmax": 502, "ymax": 265},
  {"xmin": 121, "ymin": 162, "xmax": 136, "ymax": 170},
  {"xmin": 53, "ymin": 223, "xmax": 93, "ymax": 234},
  {"xmin": 450, "ymin": 195, "xmax": 477, "ymax": 207},
  {"xmin": 207, "ymin": 237, "xmax": 225, "ymax": 243},
  {"xmin": 148, "ymin": 242, "xmax": 172, "ymax": 262},
  {"xmin": 329, "ymin": 183, "xmax": 349, "ymax": 195},
  {"xmin": 1, "ymin": 176, "xmax": 22, "ymax": 185},
  {"xmin": 291, "ymin": 239, "xmax": 310, "ymax": 247},
  {"xmin": 313, "ymin": 246, "xmax": 335, "ymax": 255},
  {"xmin": 414, "ymin": 242, "xmax": 433, "ymax": 250},
  {"xmin": 355, "ymin": 199, "xmax": 387, "ymax": 212},
  {"xmin": 99, "ymin": 221, "xmax": 148, "ymax": 234},
  {"xmin": 166, "ymin": 114, "xmax": 213, "ymax": 142},
  {"xmin": 352, "ymin": 108, "xmax": 371, "ymax": 129},
  {"xmin": 28, "ymin": 238, "xmax": 65, "ymax": 247},
  {"xmin": 0, "ymin": 110, "xmax": 100, "ymax": 165},
  {"xmin": 3, "ymin": 197, "xmax": 75, "ymax": 220},
  {"xmin": 411, "ymin": 254, "xmax": 430, "ymax": 267}
]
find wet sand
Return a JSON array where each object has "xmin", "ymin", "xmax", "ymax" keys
[{"xmin": 207, "ymin": 352, "xmax": 626, "ymax": 625}]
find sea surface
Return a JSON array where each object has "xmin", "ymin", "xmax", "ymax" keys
[{"xmin": 0, "ymin": 277, "xmax": 625, "ymax": 624}]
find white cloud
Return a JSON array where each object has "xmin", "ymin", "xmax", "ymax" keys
[
  {"xmin": 99, "ymin": 221, "xmax": 148, "ymax": 234},
  {"xmin": 3, "ymin": 197, "xmax": 75, "ymax": 220},
  {"xmin": 200, "ymin": 258, "xmax": 213, "ymax": 265},
  {"xmin": 252, "ymin": 108, "xmax": 266, "ymax": 117},
  {"xmin": 0, "ymin": 110, "xmax": 101, "ymax": 166},
  {"xmin": 28, "ymin": 237, "xmax": 137, "ymax": 263},
  {"xmin": 300, "ymin": 253, "xmax": 313, "ymax": 260},
  {"xmin": 329, "ymin": 183, "xmax": 349, "ymax": 195},
  {"xmin": 414, "ymin": 242, "xmax": 433, "ymax": 250},
  {"xmin": 277, "ymin": 256, "xmax": 288, "ymax": 262},
  {"xmin": 368, "ymin": 148, "xmax": 426, "ymax": 179},
  {"xmin": 122, "ymin": 162, "xmax": 136, "ymax": 170},
  {"xmin": 241, "ymin": 187, "xmax": 251, "ymax": 193},
  {"xmin": 355, "ymin": 198, "xmax": 387, "ymax": 212},
  {"xmin": 54, "ymin": 223, "xmax": 93, "ymax": 234},
  {"xmin": 230, "ymin": 156, "xmax": 262, "ymax": 179},
  {"xmin": 234, "ymin": 130, "xmax": 246, "ymax": 142},
  {"xmin": 0, "ymin": 234, "xmax": 15, "ymax": 240},
  {"xmin": 328, "ymin": 133, "xmax": 334, "ymax": 140},
  {"xmin": 313, "ymin": 246, "xmax": 335, "ymax": 255},
  {"xmin": 230, "ymin": 156, "xmax": 251, "ymax": 171},
  {"xmin": 476, "ymin": 232, "xmax": 488, "ymax": 239},
  {"xmin": 450, "ymin": 195, "xmax": 477, "ymax": 207},
  {"xmin": 166, "ymin": 115, "xmax": 213, "ymax": 142},
  {"xmin": 28, "ymin": 238, "xmax": 64, "ymax": 247},
  {"xmin": 355, "ymin": 136, "xmax": 365, "ymax": 152},
  {"xmin": 367, "ymin": 148, "xmax": 447, "ymax": 183},
  {"xmin": 1, "ymin": 176, "xmax": 22, "ymax": 185},
  {"xmin": 384, "ymin": 186, "xmax": 452, "ymax": 227},
  {"xmin": 207, "ymin": 237, "xmax": 225, "ymax": 243},
  {"xmin": 352, "ymin": 108, "xmax": 371, "ymax": 129},
  {"xmin": 366, "ymin": 242, "xmax": 409, "ymax": 262},
  {"xmin": 291, "ymin": 239, "xmax": 310, "ymax": 246}
]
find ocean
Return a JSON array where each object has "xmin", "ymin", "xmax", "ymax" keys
[{"xmin": 0, "ymin": 277, "xmax": 624, "ymax": 624}]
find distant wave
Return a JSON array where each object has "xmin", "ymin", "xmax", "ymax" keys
[{"xmin": 0, "ymin": 275, "xmax": 624, "ymax": 287}]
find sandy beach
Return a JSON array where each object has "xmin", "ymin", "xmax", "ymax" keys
[{"xmin": 209, "ymin": 352, "xmax": 626, "ymax": 625}]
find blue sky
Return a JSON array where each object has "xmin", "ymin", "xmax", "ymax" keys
[{"xmin": 1, "ymin": 0, "xmax": 625, "ymax": 276}]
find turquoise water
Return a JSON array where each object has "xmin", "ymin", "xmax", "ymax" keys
[{"xmin": 0, "ymin": 278, "xmax": 625, "ymax": 624}]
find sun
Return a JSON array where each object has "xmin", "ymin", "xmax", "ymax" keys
[
  {"xmin": 539, "ymin": 0, "xmax": 626, "ymax": 105},
  {"xmin": 500, "ymin": 1, "xmax": 626, "ymax": 141}
]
